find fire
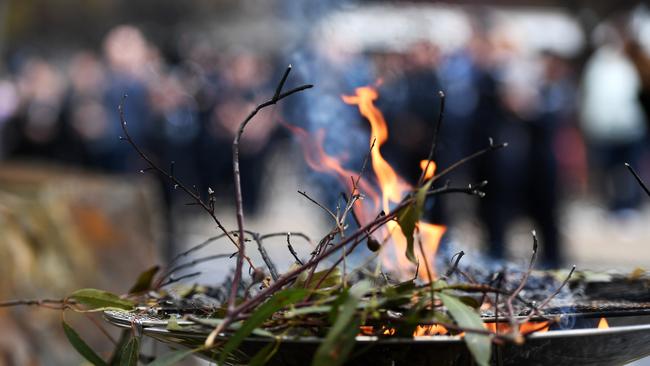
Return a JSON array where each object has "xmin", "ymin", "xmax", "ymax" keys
[
  {"xmin": 283, "ymin": 85, "xmax": 446, "ymax": 280},
  {"xmin": 413, "ymin": 324, "xmax": 449, "ymax": 336},
  {"xmin": 484, "ymin": 321, "xmax": 548, "ymax": 335},
  {"xmin": 519, "ymin": 321, "xmax": 549, "ymax": 334},
  {"xmin": 598, "ymin": 317, "xmax": 609, "ymax": 329},
  {"xmin": 342, "ymin": 86, "xmax": 446, "ymax": 281},
  {"xmin": 420, "ymin": 160, "xmax": 436, "ymax": 180}
]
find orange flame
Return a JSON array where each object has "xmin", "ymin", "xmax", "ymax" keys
[
  {"xmin": 413, "ymin": 324, "xmax": 449, "ymax": 337},
  {"xmin": 598, "ymin": 317, "xmax": 609, "ymax": 329},
  {"xmin": 343, "ymin": 86, "xmax": 446, "ymax": 281},
  {"xmin": 420, "ymin": 160, "xmax": 437, "ymax": 180},
  {"xmin": 519, "ymin": 321, "xmax": 549, "ymax": 334},
  {"xmin": 283, "ymin": 85, "xmax": 446, "ymax": 281}
]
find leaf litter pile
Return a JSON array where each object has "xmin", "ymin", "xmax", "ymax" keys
[{"xmin": 2, "ymin": 65, "xmax": 601, "ymax": 366}]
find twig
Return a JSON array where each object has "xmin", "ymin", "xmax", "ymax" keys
[
  {"xmin": 444, "ymin": 250, "xmax": 465, "ymax": 278},
  {"xmin": 625, "ymin": 163, "xmax": 650, "ymax": 197},
  {"xmin": 522, "ymin": 265, "xmax": 576, "ymax": 322},
  {"xmin": 298, "ymin": 190, "xmax": 339, "ymax": 223},
  {"xmin": 228, "ymin": 64, "xmax": 312, "ymax": 314},
  {"xmin": 259, "ymin": 232, "xmax": 312, "ymax": 243},
  {"xmin": 159, "ymin": 271, "xmax": 202, "ymax": 288},
  {"xmin": 432, "ymin": 139, "xmax": 507, "ymax": 184},
  {"xmin": 418, "ymin": 91, "xmax": 446, "ymax": 185},
  {"xmin": 506, "ymin": 231, "xmax": 538, "ymax": 334},
  {"xmin": 287, "ymin": 233, "xmax": 304, "ymax": 265},
  {"xmin": 0, "ymin": 298, "xmax": 71, "ymax": 308},
  {"xmin": 167, "ymin": 233, "xmax": 230, "ymax": 268},
  {"xmin": 426, "ymin": 181, "xmax": 488, "ymax": 199},
  {"xmin": 158, "ymin": 253, "xmax": 231, "ymax": 283},
  {"xmin": 252, "ymin": 233, "xmax": 279, "ymax": 281},
  {"xmin": 119, "ymin": 96, "xmax": 254, "ymax": 268}
]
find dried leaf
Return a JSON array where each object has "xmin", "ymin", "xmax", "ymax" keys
[
  {"xmin": 218, "ymin": 288, "xmax": 309, "ymax": 365},
  {"xmin": 438, "ymin": 292, "xmax": 491, "ymax": 366},
  {"xmin": 128, "ymin": 265, "xmax": 160, "ymax": 294},
  {"xmin": 62, "ymin": 320, "xmax": 108, "ymax": 366},
  {"xmin": 69, "ymin": 288, "xmax": 135, "ymax": 311}
]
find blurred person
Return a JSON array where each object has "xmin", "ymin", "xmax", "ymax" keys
[
  {"xmin": 581, "ymin": 19, "xmax": 647, "ymax": 214},
  {"xmin": 0, "ymin": 78, "xmax": 20, "ymax": 158},
  {"xmin": 2, "ymin": 57, "xmax": 85, "ymax": 162},
  {"xmin": 98, "ymin": 25, "xmax": 155, "ymax": 172},
  {"xmin": 524, "ymin": 51, "xmax": 577, "ymax": 267},
  {"xmin": 468, "ymin": 30, "xmax": 523, "ymax": 263},
  {"xmin": 200, "ymin": 51, "xmax": 277, "ymax": 214},
  {"xmin": 63, "ymin": 51, "xmax": 108, "ymax": 167}
]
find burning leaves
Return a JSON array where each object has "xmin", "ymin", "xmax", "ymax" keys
[{"xmin": 7, "ymin": 63, "xmax": 586, "ymax": 366}]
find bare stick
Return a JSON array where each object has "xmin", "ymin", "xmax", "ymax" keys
[
  {"xmin": 159, "ymin": 271, "xmax": 202, "ymax": 288},
  {"xmin": 522, "ymin": 265, "xmax": 576, "ymax": 322},
  {"xmin": 119, "ymin": 97, "xmax": 254, "ymax": 268},
  {"xmin": 287, "ymin": 233, "xmax": 304, "ymax": 265},
  {"xmin": 432, "ymin": 139, "xmax": 507, "ymax": 184},
  {"xmin": 252, "ymin": 233, "xmax": 279, "ymax": 281},
  {"xmin": 298, "ymin": 190, "xmax": 339, "ymax": 223},
  {"xmin": 418, "ymin": 91, "xmax": 446, "ymax": 185},
  {"xmin": 506, "ymin": 231, "xmax": 538, "ymax": 332},
  {"xmin": 159, "ymin": 253, "xmax": 231, "ymax": 282},
  {"xmin": 0, "ymin": 298, "xmax": 71, "ymax": 308},
  {"xmin": 426, "ymin": 181, "xmax": 488, "ymax": 199},
  {"xmin": 625, "ymin": 163, "xmax": 650, "ymax": 197},
  {"xmin": 228, "ymin": 65, "xmax": 312, "ymax": 313},
  {"xmin": 444, "ymin": 250, "xmax": 465, "ymax": 278},
  {"xmin": 168, "ymin": 233, "xmax": 230, "ymax": 268},
  {"xmin": 259, "ymin": 232, "xmax": 311, "ymax": 243}
]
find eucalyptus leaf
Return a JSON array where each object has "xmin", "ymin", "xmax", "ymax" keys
[
  {"xmin": 119, "ymin": 335, "xmax": 140, "ymax": 366},
  {"xmin": 293, "ymin": 267, "xmax": 341, "ymax": 290},
  {"xmin": 284, "ymin": 305, "xmax": 332, "ymax": 318},
  {"xmin": 129, "ymin": 265, "xmax": 160, "ymax": 294},
  {"xmin": 438, "ymin": 292, "xmax": 491, "ymax": 366},
  {"xmin": 218, "ymin": 288, "xmax": 309, "ymax": 365},
  {"xmin": 396, "ymin": 179, "xmax": 433, "ymax": 264},
  {"xmin": 312, "ymin": 280, "xmax": 371, "ymax": 366},
  {"xmin": 62, "ymin": 320, "xmax": 108, "ymax": 366},
  {"xmin": 69, "ymin": 288, "xmax": 135, "ymax": 311}
]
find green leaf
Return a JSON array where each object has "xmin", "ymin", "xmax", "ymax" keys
[
  {"xmin": 293, "ymin": 267, "xmax": 341, "ymax": 290},
  {"xmin": 312, "ymin": 280, "xmax": 371, "ymax": 366},
  {"xmin": 218, "ymin": 288, "xmax": 310, "ymax": 365},
  {"xmin": 109, "ymin": 330, "xmax": 130, "ymax": 366},
  {"xmin": 284, "ymin": 305, "xmax": 332, "ymax": 318},
  {"xmin": 62, "ymin": 320, "xmax": 108, "ymax": 366},
  {"xmin": 396, "ymin": 179, "xmax": 433, "ymax": 264},
  {"xmin": 129, "ymin": 265, "xmax": 160, "ymax": 294},
  {"xmin": 119, "ymin": 335, "xmax": 140, "ymax": 366},
  {"xmin": 69, "ymin": 288, "xmax": 135, "ymax": 311},
  {"xmin": 166, "ymin": 317, "xmax": 184, "ymax": 331},
  {"xmin": 438, "ymin": 292, "xmax": 491, "ymax": 366},
  {"xmin": 147, "ymin": 348, "xmax": 200, "ymax": 366}
]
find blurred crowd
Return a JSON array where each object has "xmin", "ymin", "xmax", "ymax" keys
[{"xmin": 2, "ymin": 10, "xmax": 650, "ymax": 267}]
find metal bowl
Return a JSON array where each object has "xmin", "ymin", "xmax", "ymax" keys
[{"xmin": 104, "ymin": 310, "xmax": 650, "ymax": 365}]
